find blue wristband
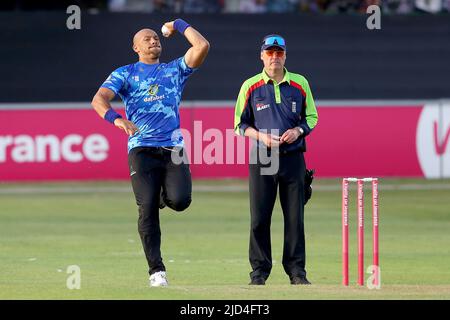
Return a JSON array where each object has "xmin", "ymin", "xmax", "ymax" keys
[
  {"xmin": 173, "ymin": 19, "xmax": 190, "ymax": 34},
  {"xmin": 104, "ymin": 109, "xmax": 122, "ymax": 124}
]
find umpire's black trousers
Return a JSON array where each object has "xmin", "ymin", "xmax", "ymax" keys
[
  {"xmin": 249, "ymin": 147, "xmax": 307, "ymax": 281},
  {"xmin": 128, "ymin": 147, "xmax": 191, "ymax": 276}
]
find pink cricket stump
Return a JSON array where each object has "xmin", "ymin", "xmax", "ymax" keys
[
  {"xmin": 372, "ymin": 179, "xmax": 379, "ymax": 286},
  {"xmin": 342, "ymin": 177, "xmax": 379, "ymax": 287},
  {"xmin": 342, "ymin": 179, "xmax": 349, "ymax": 286},
  {"xmin": 357, "ymin": 179, "xmax": 364, "ymax": 286}
]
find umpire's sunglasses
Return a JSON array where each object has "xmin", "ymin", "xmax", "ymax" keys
[{"xmin": 264, "ymin": 50, "xmax": 285, "ymax": 58}]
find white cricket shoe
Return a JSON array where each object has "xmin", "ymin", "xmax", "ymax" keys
[{"xmin": 149, "ymin": 271, "xmax": 168, "ymax": 287}]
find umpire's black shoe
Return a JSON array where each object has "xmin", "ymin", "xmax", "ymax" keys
[
  {"xmin": 290, "ymin": 276, "xmax": 311, "ymax": 285},
  {"xmin": 249, "ymin": 277, "xmax": 266, "ymax": 285}
]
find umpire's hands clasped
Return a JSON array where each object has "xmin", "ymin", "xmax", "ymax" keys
[
  {"xmin": 280, "ymin": 127, "xmax": 303, "ymax": 144},
  {"xmin": 259, "ymin": 132, "xmax": 282, "ymax": 148}
]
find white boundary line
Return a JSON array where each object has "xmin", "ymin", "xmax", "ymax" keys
[
  {"xmin": 1, "ymin": 183, "xmax": 450, "ymax": 194},
  {"xmin": 0, "ymin": 99, "xmax": 448, "ymax": 110}
]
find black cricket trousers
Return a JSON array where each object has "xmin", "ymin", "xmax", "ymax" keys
[
  {"xmin": 249, "ymin": 147, "xmax": 307, "ymax": 281},
  {"xmin": 128, "ymin": 147, "xmax": 191, "ymax": 275}
]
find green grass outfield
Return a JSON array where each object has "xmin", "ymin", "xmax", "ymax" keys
[{"xmin": 1, "ymin": 178, "xmax": 450, "ymax": 300}]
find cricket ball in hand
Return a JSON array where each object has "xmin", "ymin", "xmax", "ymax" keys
[{"xmin": 161, "ymin": 25, "xmax": 170, "ymax": 37}]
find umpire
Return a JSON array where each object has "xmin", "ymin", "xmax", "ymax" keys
[{"xmin": 234, "ymin": 34, "xmax": 318, "ymax": 285}]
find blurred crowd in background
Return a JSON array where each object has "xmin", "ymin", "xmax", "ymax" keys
[
  {"xmin": 106, "ymin": 0, "xmax": 450, "ymax": 14},
  {"xmin": 3, "ymin": 0, "xmax": 450, "ymax": 14}
]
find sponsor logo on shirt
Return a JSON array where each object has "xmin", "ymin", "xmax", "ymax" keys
[
  {"xmin": 144, "ymin": 84, "xmax": 165, "ymax": 102},
  {"xmin": 256, "ymin": 103, "xmax": 270, "ymax": 111},
  {"xmin": 144, "ymin": 95, "xmax": 165, "ymax": 102},
  {"xmin": 148, "ymin": 84, "xmax": 159, "ymax": 96}
]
